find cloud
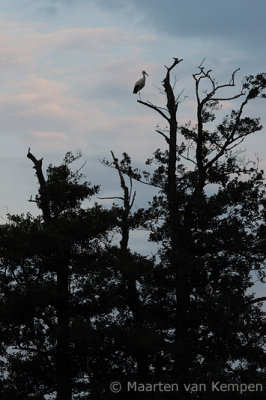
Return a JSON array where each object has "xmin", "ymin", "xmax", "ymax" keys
[
  {"xmin": 44, "ymin": 0, "xmax": 265, "ymax": 45},
  {"xmin": 42, "ymin": 26, "xmax": 129, "ymax": 52},
  {"xmin": 38, "ymin": 0, "xmax": 264, "ymax": 80},
  {"xmin": 0, "ymin": 15, "xmax": 157, "ymax": 148},
  {"xmin": 85, "ymin": 0, "xmax": 266, "ymax": 46},
  {"xmin": 0, "ymin": 13, "xmax": 153, "ymax": 77},
  {"xmin": 0, "ymin": 7, "xmax": 264, "ymax": 170},
  {"xmin": 31, "ymin": 130, "xmax": 68, "ymax": 140},
  {"xmin": 0, "ymin": 75, "xmax": 78, "ymax": 119}
]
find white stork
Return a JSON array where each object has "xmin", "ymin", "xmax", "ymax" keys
[{"xmin": 133, "ymin": 70, "xmax": 149, "ymax": 99}]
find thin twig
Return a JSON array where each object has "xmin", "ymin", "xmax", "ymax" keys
[{"xmin": 156, "ymin": 129, "xmax": 170, "ymax": 143}]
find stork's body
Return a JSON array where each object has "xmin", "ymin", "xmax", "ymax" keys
[{"xmin": 133, "ymin": 70, "xmax": 148, "ymax": 99}]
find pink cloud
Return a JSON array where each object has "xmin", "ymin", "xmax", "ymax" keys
[
  {"xmin": 31, "ymin": 130, "xmax": 68, "ymax": 140},
  {"xmin": 42, "ymin": 27, "xmax": 129, "ymax": 51}
]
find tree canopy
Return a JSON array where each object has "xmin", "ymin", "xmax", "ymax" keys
[{"xmin": 0, "ymin": 58, "xmax": 266, "ymax": 399}]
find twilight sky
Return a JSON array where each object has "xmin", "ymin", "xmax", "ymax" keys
[{"xmin": 0, "ymin": 0, "xmax": 265, "ymax": 223}]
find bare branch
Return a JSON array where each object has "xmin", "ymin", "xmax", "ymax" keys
[
  {"xmin": 205, "ymin": 95, "xmax": 249, "ymax": 169},
  {"xmin": 28, "ymin": 195, "xmax": 37, "ymax": 203},
  {"xmin": 137, "ymin": 100, "xmax": 170, "ymax": 121},
  {"xmin": 208, "ymin": 68, "xmax": 240, "ymax": 94},
  {"xmin": 165, "ymin": 57, "xmax": 184, "ymax": 73},
  {"xmin": 27, "ymin": 148, "xmax": 44, "ymax": 185},
  {"xmin": 193, "ymin": 67, "xmax": 242, "ymax": 106},
  {"xmin": 129, "ymin": 176, "xmax": 133, "ymax": 200},
  {"xmin": 175, "ymin": 88, "xmax": 185, "ymax": 104},
  {"xmin": 109, "ymin": 151, "xmax": 137, "ymax": 211},
  {"xmin": 129, "ymin": 176, "xmax": 163, "ymax": 189},
  {"xmin": 248, "ymin": 296, "xmax": 266, "ymax": 305},
  {"xmin": 111, "ymin": 151, "xmax": 126, "ymax": 189},
  {"xmin": 130, "ymin": 191, "xmax": 136, "ymax": 208},
  {"xmin": 180, "ymin": 153, "xmax": 197, "ymax": 166},
  {"xmin": 198, "ymin": 57, "xmax": 206, "ymax": 69},
  {"xmin": 27, "ymin": 148, "xmax": 51, "ymax": 222},
  {"xmin": 229, "ymin": 67, "xmax": 240, "ymax": 85},
  {"xmin": 211, "ymin": 93, "xmax": 244, "ymax": 102},
  {"xmin": 73, "ymin": 160, "xmax": 87, "ymax": 176},
  {"xmin": 98, "ymin": 196, "xmax": 124, "ymax": 201},
  {"xmin": 226, "ymin": 138, "xmax": 246, "ymax": 151},
  {"xmin": 156, "ymin": 129, "xmax": 170, "ymax": 143}
]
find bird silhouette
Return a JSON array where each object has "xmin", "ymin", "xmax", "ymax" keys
[{"xmin": 133, "ymin": 70, "xmax": 149, "ymax": 100}]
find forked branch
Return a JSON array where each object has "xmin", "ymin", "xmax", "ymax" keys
[
  {"xmin": 99, "ymin": 151, "xmax": 136, "ymax": 210},
  {"xmin": 193, "ymin": 66, "xmax": 244, "ymax": 106}
]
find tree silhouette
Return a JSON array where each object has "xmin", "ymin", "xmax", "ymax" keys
[
  {"xmin": 126, "ymin": 58, "xmax": 266, "ymax": 397},
  {"xmin": 0, "ymin": 151, "xmax": 117, "ymax": 399},
  {"xmin": 0, "ymin": 58, "xmax": 266, "ymax": 400}
]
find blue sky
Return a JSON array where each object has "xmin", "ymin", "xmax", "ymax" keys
[{"xmin": 0, "ymin": 0, "xmax": 265, "ymax": 219}]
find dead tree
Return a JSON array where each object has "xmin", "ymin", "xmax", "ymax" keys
[
  {"xmin": 100, "ymin": 151, "xmax": 150, "ymax": 379},
  {"xmin": 138, "ymin": 58, "xmax": 192, "ymax": 384}
]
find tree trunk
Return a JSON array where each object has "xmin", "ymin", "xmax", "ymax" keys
[
  {"xmin": 111, "ymin": 152, "xmax": 149, "ymax": 380},
  {"xmin": 56, "ymin": 261, "xmax": 71, "ymax": 400},
  {"xmin": 168, "ymin": 120, "xmax": 190, "ymax": 380},
  {"xmin": 138, "ymin": 57, "xmax": 191, "ymax": 383},
  {"xmin": 163, "ymin": 62, "xmax": 190, "ymax": 382}
]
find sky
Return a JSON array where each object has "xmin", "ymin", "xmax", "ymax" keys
[{"xmin": 0, "ymin": 0, "xmax": 265, "ymax": 216}]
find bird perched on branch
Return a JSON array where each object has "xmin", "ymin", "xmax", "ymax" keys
[{"xmin": 133, "ymin": 70, "xmax": 148, "ymax": 99}]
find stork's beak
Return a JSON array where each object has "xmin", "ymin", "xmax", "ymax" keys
[{"xmin": 144, "ymin": 71, "xmax": 149, "ymax": 76}]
